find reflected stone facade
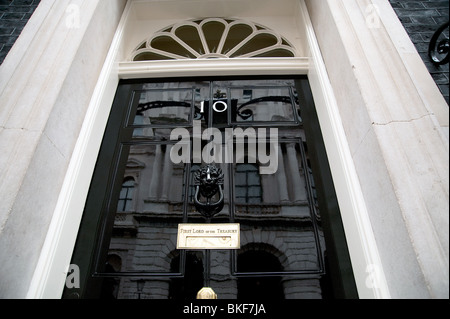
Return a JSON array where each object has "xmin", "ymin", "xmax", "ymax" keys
[{"xmin": 98, "ymin": 79, "xmax": 327, "ymax": 299}]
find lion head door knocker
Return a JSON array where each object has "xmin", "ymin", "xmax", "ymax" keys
[{"xmin": 193, "ymin": 164, "xmax": 224, "ymax": 220}]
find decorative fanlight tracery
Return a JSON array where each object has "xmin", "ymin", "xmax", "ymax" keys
[{"xmin": 131, "ymin": 18, "xmax": 297, "ymax": 61}]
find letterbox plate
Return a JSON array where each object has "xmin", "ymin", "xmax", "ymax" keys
[{"xmin": 177, "ymin": 223, "xmax": 240, "ymax": 249}]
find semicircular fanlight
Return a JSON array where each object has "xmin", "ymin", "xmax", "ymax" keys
[{"xmin": 131, "ymin": 18, "xmax": 297, "ymax": 61}]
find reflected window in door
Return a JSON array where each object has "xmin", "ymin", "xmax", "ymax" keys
[
  {"xmin": 118, "ymin": 177, "xmax": 134, "ymax": 212},
  {"xmin": 235, "ymin": 164, "xmax": 261, "ymax": 204}
]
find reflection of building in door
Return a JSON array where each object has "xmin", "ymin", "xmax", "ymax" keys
[{"xmin": 95, "ymin": 79, "xmax": 329, "ymax": 299}]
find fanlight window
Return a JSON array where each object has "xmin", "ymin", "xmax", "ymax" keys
[{"xmin": 131, "ymin": 18, "xmax": 297, "ymax": 61}]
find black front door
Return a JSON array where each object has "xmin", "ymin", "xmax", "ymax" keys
[{"xmin": 64, "ymin": 76, "xmax": 357, "ymax": 299}]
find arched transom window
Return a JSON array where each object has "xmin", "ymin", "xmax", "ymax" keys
[{"xmin": 131, "ymin": 18, "xmax": 297, "ymax": 61}]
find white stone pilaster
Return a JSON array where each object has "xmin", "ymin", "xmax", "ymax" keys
[
  {"xmin": 0, "ymin": 0, "xmax": 127, "ymax": 298},
  {"xmin": 276, "ymin": 145, "xmax": 290, "ymax": 203},
  {"xmin": 286, "ymin": 143, "xmax": 306, "ymax": 202},
  {"xmin": 306, "ymin": 0, "xmax": 449, "ymax": 298},
  {"xmin": 160, "ymin": 144, "xmax": 173, "ymax": 201},
  {"xmin": 149, "ymin": 144, "xmax": 163, "ymax": 200}
]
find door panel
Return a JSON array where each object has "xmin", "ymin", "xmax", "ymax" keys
[{"xmin": 64, "ymin": 77, "xmax": 357, "ymax": 299}]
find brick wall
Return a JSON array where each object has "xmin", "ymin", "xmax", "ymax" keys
[
  {"xmin": 0, "ymin": 0, "xmax": 40, "ymax": 64},
  {"xmin": 389, "ymin": 0, "xmax": 449, "ymax": 104}
]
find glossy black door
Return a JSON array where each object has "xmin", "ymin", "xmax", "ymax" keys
[{"xmin": 63, "ymin": 77, "xmax": 357, "ymax": 299}]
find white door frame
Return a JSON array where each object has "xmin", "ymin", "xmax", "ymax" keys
[{"xmin": 27, "ymin": 0, "xmax": 390, "ymax": 299}]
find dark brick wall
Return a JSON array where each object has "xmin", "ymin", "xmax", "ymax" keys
[
  {"xmin": 0, "ymin": 0, "xmax": 40, "ymax": 64},
  {"xmin": 389, "ymin": 0, "xmax": 449, "ymax": 104}
]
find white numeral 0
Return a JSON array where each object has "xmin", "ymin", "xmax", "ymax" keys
[{"xmin": 200, "ymin": 101, "xmax": 228, "ymax": 113}]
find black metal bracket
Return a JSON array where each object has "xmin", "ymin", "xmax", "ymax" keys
[{"xmin": 429, "ymin": 21, "xmax": 449, "ymax": 66}]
